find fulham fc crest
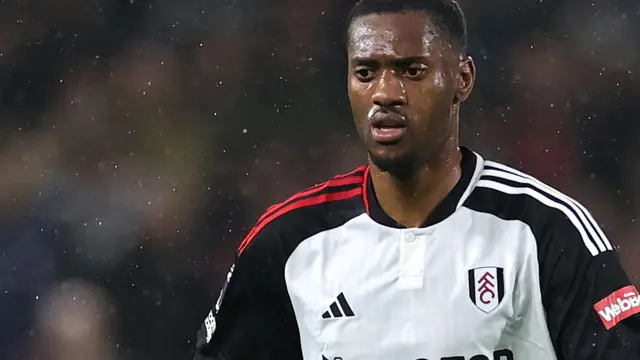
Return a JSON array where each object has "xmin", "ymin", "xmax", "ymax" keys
[{"xmin": 468, "ymin": 267, "xmax": 505, "ymax": 313}]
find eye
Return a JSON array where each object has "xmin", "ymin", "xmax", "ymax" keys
[
  {"xmin": 403, "ymin": 65, "xmax": 427, "ymax": 79},
  {"xmin": 354, "ymin": 68, "xmax": 375, "ymax": 82}
]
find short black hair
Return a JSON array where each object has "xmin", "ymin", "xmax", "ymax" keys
[{"xmin": 346, "ymin": 0, "xmax": 468, "ymax": 54}]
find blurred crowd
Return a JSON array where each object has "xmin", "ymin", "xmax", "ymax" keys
[{"xmin": 0, "ymin": 0, "xmax": 638, "ymax": 359}]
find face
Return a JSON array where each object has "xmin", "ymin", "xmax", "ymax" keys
[{"xmin": 347, "ymin": 11, "xmax": 475, "ymax": 175}]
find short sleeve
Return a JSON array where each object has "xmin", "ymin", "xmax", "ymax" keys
[
  {"xmin": 538, "ymin": 211, "xmax": 640, "ymax": 359},
  {"xmin": 193, "ymin": 229, "xmax": 302, "ymax": 360}
]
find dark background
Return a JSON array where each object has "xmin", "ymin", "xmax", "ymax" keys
[{"xmin": 1, "ymin": 0, "xmax": 639, "ymax": 359}]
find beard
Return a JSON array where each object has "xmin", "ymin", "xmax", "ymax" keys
[
  {"xmin": 368, "ymin": 149, "xmax": 421, "ymax": 180},
  {"xmin": 367, "ymin": 133, "xmax": 449, "ymax": 180}
]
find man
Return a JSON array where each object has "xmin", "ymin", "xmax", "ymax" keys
[{"xmin": 193, "ymin": 0, "xmax": 640, "ymax": 359}]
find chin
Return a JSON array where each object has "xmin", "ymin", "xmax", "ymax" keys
[{"xmin": 368, "ymin": 149, "xmax": 420, "ymax": 178}]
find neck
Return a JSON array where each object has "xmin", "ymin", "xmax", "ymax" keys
[{"xmin": 369, "ymin": 142, "xmax": 462, "ymax": 228}]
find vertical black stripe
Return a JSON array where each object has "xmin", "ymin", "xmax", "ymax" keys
[
  {"xmin": 329, "ymin": 302, "xmax": 342, "ymax": 317},
  {"xmin": 337, "ymin": 293, "xmax": 355, "ymax": 316},
  {"xmin": 468, "ymin": 269, "xmax": 476, "ymax": 303},
  {"xmin": 497, "ymin": 267, "xmax": 505, "ymax": 302}
]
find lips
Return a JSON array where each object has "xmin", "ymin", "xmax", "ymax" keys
[{"xmin": 369, "ymin": 112, "xmax": 407, "ymax": 144}]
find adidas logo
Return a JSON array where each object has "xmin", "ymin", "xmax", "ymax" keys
[{"xmin": 321, "ymin": 292, "xmax": 355, "ymax": 319}]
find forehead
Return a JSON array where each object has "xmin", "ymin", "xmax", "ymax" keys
[{"xmin": 348, "ymin": 12, "xmax": 448, "ymax": 61}]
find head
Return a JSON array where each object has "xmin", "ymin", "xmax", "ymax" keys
[{"xmin": 346, "ymin": 0, "xmax": 475, "ymax": 177}]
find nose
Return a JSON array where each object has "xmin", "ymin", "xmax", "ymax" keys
[{"xmin": 371, "ymin": 69, "xmax": 407, "ymax": 108}]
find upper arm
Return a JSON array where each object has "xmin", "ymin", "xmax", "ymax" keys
[
  {"xmin": 193, "ymin": 229, "xmax": 302, "ymax": 360},
  {"xmin": 539, "ymin": 210, "xmax": 640, "ymax": 359}
]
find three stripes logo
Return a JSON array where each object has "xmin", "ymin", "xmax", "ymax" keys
[{"xmin": 321, "ymin": 292, "xmax": 355, "ymax": 319}]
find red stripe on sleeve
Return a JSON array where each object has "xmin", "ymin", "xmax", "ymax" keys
[
  {"xmin": 334, "ymin": 165, "xmax": 367, "ymax": 179},
  {"xmin": 256, "ymin": 175, "xmax": 363, "ymax": 225},
  {"xmin": 238, "ymin": 187, "xmax": 363, "ymax": 255},
  {"xmin": 362, "ymin": 166, "xmax": 371, "ymax": 214}
]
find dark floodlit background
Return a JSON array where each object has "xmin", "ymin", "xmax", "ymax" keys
[{"xmin": 1, "ymin": 0, "xmax": 639, "ymax": 359}]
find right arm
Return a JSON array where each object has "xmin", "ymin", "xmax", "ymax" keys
[{"xmin": 193, "ymin": 228, "xmax": 302, "ymax": 360}]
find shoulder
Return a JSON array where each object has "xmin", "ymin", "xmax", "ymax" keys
[
  {"xmin": 464, "ymin": 157, "xmax": 613, "ymax": 257},
  {"xmin": 237, "ymin": 166, "xmax": 367, "ymax": 258}
]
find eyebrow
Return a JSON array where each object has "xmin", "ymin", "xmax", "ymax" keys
[{"xmin": 350, "ymin": 56, "xmax": 429, "ymax": 66}]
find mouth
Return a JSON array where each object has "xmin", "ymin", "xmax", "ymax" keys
[{"xmin": 369, "ymin": 112, "xmax": 407, "ymax": 144}]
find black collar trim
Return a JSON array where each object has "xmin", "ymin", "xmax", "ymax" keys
[{"xmin": 363, "ymin": 146, "xmax": 481, "ymax": 228}]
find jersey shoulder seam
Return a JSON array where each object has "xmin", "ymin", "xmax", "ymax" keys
[
  {"xmin": 470, "ymin": 159, "xmax": 612, "ymax": 256},
  {"xmin": 237, "ymin": 166, "xmax": 366, "ymax": 255}
]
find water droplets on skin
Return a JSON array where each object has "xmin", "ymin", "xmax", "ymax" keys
[{"xmin": 0, "ymin": 0, "xmax": 638, "ymax": 357}]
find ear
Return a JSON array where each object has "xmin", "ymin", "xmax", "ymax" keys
[{"xmin": 454, "ymin": 56, "xmax": 476, "ymax": 103}]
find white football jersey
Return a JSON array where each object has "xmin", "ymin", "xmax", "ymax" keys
[{"xmin": 194, "ymin": 147, "xmax": 640, "ymax": 360}]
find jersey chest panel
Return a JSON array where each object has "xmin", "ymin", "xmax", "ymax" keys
[{"xmin": 284, "ymin": 211, "xmax": 545, "ymax": 360}]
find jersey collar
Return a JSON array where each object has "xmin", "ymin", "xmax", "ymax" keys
[{"xmin": 363, "ymin": 146, "xmax": 480, "ymax": 228}]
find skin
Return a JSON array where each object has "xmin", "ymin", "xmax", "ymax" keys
[{"xmin": 347, "ymin": 11, "xmax": 476, "ymax": 227}]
